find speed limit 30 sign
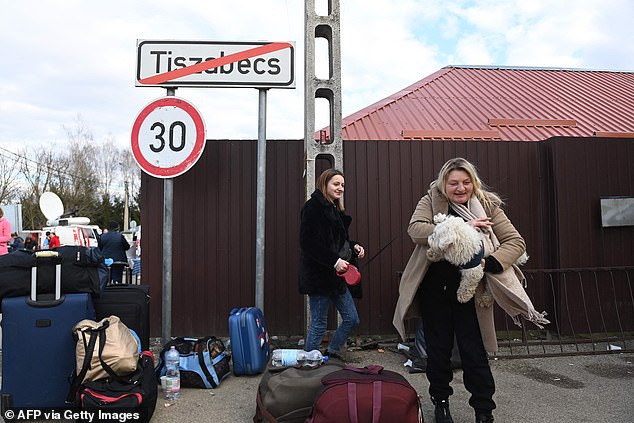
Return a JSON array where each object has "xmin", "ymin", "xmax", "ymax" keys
[{"xmin": 131, "ymin": 97, "xmax": 206, "ymax": 178}]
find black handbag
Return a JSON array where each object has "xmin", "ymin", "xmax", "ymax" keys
[{"xmin": 72, "ymin": 351, "xmax": 158, "ymax": 423}]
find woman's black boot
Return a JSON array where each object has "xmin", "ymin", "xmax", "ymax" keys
[
  {"xmin": 432, "ymin": 398, "xmax": 454, "ymax": 423},
  {"xmin": 475, "ymin": 412, "xmax": 494, "ymax": 423}
]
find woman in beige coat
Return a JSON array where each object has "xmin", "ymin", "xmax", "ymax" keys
[{"xmin": 393, "ymin": 158, "xmax": 526, "ymax": 423}]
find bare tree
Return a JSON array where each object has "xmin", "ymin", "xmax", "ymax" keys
[
  {"xmin": 54, "ymin": 117, "xmax": 101, "ymax": 216},
  {"xmin": 13, "ymin": 116, "xmax": 142, "ymax": 230},
  {"xmin": 119, "ymin": 148, "xmax": 141, "ymax": 206},
  {"xmin": 96, "ymin": 134, "xmax": 121, "ymax": 200},
  {"xmin": 18, "ymin": 146, "xmax": 58, "ymax": 229},
  {"xmin": 0, "ymin": 147, "xmax": 21, "ymax": 204}
]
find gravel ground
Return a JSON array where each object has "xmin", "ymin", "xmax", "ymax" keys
[
  {"xmin": 149, "ymin": 342, "xmax": 634, "ymax": 423},
  {"xmin": 2, "ymin": 339, "xmax": 632, "ymax": 422}
]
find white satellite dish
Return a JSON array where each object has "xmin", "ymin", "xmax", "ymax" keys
[{"xmin": 39, "ymin": 192, "xmax": 64, "ymax": 222}]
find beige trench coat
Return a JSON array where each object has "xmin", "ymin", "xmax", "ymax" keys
[{"xmin": 392, "ymin": 182, "xmax": 526, "ymax": 353}]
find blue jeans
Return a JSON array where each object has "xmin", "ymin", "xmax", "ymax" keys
[{"xmin": 305, "ymin": 289, "xmax": 360, "ymax": 354}]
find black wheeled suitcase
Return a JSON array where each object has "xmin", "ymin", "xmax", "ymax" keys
[
  {"xmin": 1, "ymin": 251, "xmax": 95, "ymax": 412},
  {"xmin": 93, "ymin": 283, "xmax": 150, "ymax": 351}
]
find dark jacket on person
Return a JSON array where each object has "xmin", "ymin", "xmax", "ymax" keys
[
  {"xmin": 9, "ymin": 236, "xmax": 24, "ymax": 252},
  {"xmin": 98, "ymin": 230, "xmax": 130, "ymax": 262},
  {"xmin": 299, "ymin": 189, "xmax": 360, "ymax": 298}
]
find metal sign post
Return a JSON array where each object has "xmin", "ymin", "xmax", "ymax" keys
[
  {"xmin": 162, "ymin": 88, "xmax": 175, "ymax": 346},
  {"xmin": 255, "ymin": 89, "xmax": 268, "ymax": 312},
  {"xmin": 131, "ymin": 91, "xmax": 206, "ymax": 344}
]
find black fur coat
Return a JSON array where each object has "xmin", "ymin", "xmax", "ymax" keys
[{"xmin": 298, "ymin": 190, "xmax": 361, "ymax": 298}]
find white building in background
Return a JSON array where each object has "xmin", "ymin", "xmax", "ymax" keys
[{"xmin": 0, "ymin": 203, "xmax": 22, "ymax": 234}]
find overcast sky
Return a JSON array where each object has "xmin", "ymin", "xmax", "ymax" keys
[{"xmin": 1, "ymin": 0, "xmax": 633, "ymax": 154}]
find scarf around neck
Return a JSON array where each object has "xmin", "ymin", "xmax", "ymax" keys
[
  {"xmin": 450, "ymin": 198, "xmax": 498, "ymax": 257},
  {"xmin": 451, "ymin": 196, "xmax": 550, "ymax": 329}
]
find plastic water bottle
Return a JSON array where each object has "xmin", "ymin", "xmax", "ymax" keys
[
  {"xmin": 165, "ymin": 346, "xmax": 181, "ymax": 400},
  {"xmin": 271, "ymin": 349, "xmax": 325, "ymax": 367}
]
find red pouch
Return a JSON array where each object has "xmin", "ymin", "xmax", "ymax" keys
[{"xmin": 337, "ymin": 264, "xmax": 361, "ymax": 286}]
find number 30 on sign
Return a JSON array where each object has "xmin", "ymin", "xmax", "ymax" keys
[{"xmin": 131, "ymin": 97, "xmax": 206, "ymax": 178}]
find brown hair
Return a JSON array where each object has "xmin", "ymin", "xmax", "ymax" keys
[
  {"xmin": 316, "ymin": 168, "xmax": 345, "ymax": 211},
  {"xmin": 435, "ymin": 157, "xmax": 501, "ymax": 208}
]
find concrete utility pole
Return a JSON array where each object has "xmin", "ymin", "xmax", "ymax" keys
[{"xmin": 304, "ymin": 0, "xmax": 343, "ymax": 336}]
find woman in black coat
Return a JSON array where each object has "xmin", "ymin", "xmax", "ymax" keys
[{"xmin": 299, "ymin": 169, "xmax": 365, "ymax": 359}]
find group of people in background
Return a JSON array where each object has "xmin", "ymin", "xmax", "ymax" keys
[
  {"xmin": 42, "ymin": 231, "xmax": 60, "ymax": 249},
  {"xmin": 0, "ymin": 206, "xmax": 127, "ymax": 261},
  {"xmin": 0, "ymin": 207, "xmax": 130, "ymax": 285},
  {"xmin": 1, "ymin": 229, "xmax": 59, "ymax": 254},
  {"xmin": 0, "ymin": 207, "xmax": 40, "ymax": 255},
  {"xmin": 300, "ymin": 158, "xmax": 528, "ymax": 423}
]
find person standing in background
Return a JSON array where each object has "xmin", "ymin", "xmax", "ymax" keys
[
  {"xmin": 8, "ymin": 232, "xmax": 24, "ymax": 252},
  {"xmin": 48, "ymin": 232, "xmax": 61, "ymax": 249},
  {"xmin": 23, "ymin": 235, "xmax": 37, "ymax": 251},
  {"xmin": 42, "ymin": 231, "xmax": 51, "ymax": 249},
  {"xmin": 98, "ymin": 221, "xmax": 130, "ymax": 283},
  {"xmin": 0, "ymin": 208, "xmax": 11, "ymax": 255},
  {"xmin": 299, "ymin": 168, "xmax": 366, "ymax": 361}
]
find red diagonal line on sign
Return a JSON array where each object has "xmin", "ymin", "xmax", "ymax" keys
[{"xmin": 139, "ymin": 42, "xmax": 292, "ymax": 85}]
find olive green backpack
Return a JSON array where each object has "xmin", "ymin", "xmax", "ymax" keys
[{"xmin": 253, "ymin": 359, "xmax": 345, "ymax": 423}]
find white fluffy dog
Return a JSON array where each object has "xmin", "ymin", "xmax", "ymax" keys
[{"xmin": 426, "ymin": 213, "xmax": 485, "ymax": 303}]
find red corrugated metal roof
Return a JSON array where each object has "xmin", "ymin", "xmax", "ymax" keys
[{"xmin": 332, "ymin": 66, "xmax": 634, "ymax": 141}]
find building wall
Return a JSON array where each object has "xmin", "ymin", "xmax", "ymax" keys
[{"xmin": 141, "ymin": 137, "xmax": 634, "ymax": 338}]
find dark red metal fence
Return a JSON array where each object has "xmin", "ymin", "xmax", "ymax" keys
[
  {"xmin": 494, "ymin": 267, "xmax": 634, "ymax": 357},
  {"xmin": 141, "ymin": 137, "xmax": 634, "ymax": 341}
]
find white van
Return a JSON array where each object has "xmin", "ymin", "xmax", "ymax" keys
[
  {"xmin": 33, "ymin": 221, "xmax": 102, "ymax": 249},
  {"xmin": 25, "ymin": 192, "xmax": 103, "ymax": 250}
]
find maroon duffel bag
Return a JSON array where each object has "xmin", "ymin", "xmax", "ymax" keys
[{"xmin": 306, "ymin": 364, "xmax": 423, "ymax": 423}]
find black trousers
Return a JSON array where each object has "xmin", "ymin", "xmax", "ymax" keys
[{"xmin": 420, "ymin": 261, "xmax": 496, "ymax": 413}]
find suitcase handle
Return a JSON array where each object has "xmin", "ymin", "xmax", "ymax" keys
[
  {"xmin": 31, "ymin": 251, "xmax": 63, "ymax": 302},
  {"xmin": 107, "ymin": 261, "xmax": 132, "ymax": 285},
  {"xmin": 25, "ymin": 295, "xmax": 66, "ymax": 308},
  {"xmin": 35, "ymin": 250, "xmax": 60, "ymax": 258},
  {"xmin": 343, "ymin": 365, "xmax": 384, "ymax": 375}
]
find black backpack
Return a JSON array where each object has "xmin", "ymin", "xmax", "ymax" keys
[{"xmin": 69, "ymin": 351, "xmax": 158, "ymax": 423}]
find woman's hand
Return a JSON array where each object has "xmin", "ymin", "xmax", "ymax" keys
[
  {"xmin": 469, "ymin": 217, "xmax": 493, "ymax": 230},
  {"xmin": 354, "ymin": 244, "xmax": 365, "ymax": 259},
  {"xmin": 335, "ymin": 258, "xmax": 349, "ymax": 273}
]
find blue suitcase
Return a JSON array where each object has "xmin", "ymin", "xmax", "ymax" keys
[
  {"xmin": 228, "ymin": 307, "xmax": 270, "ymax": 375},
  {"xmin": 1, "ymin": 251, "xmax": 95, "ymax": 412}
]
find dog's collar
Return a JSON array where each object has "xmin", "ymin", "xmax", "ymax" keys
[{"xmin": 460, "ymin": 241, "xmax": 484, "ymax": 269}]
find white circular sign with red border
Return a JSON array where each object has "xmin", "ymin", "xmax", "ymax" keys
[{"xmin": 131, "ymin": 96, "xmax": 206, "ymax": 178}]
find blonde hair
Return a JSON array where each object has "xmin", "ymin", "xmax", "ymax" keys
[
  {"xmin": 316, "ymin": 168, "xmax": 345, "ymax": 212},
  {"xmin": 436, "ymin": 157, "xmax": 501, "ymax": 208}
]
